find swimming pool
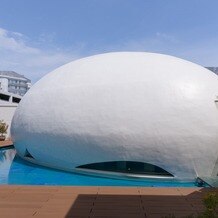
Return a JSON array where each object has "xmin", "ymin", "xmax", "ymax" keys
[{"xmin": 0, "ymin": 148, "xmax": 201, "ymax": 187}]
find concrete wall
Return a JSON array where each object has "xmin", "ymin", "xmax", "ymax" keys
[
  {"xmin": 0, "ymin": 78, "xmax": 8, "ymax": 92},
  {"xmin": 0, "ymin": 104, "xmax": 17, "ymax": 138}
]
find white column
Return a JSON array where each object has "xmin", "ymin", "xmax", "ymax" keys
[{"xmin": 0, "ymin": 78, "xmax": 9, "ymax": 92}]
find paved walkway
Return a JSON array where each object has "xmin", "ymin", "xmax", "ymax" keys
[
  {"xmin": 0, "ymin": 140, "xmax": 13, "ymax": 148},
  {"xmin": 0, "ymin": 186, "xmax": 217, "ymax": 218}
]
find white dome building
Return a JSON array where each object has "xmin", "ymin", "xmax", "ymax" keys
[{"xmin": 11, "ymin": 52, "xmax": 218, "ymax": 181}]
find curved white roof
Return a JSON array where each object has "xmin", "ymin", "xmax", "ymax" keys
[{"xmin": 11, "ymin": 52, "xmax": 218, "ymax": 180}]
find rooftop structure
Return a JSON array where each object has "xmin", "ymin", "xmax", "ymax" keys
[
  {"xmin": 0, "ymin": 71, "xmax": 31, "ymax": 96},
  {"xmin": 11, "ymin": 52, "xmax": 218, "ymax": 182}
]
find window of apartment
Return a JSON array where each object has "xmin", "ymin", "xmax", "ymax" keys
[
  {"xmin": 0, "ymin": 93, "xmax": 10, "ymax": 101},
  {"xmin": 10, "ymin": 79, "xmax": 15, "ymax": 84}
]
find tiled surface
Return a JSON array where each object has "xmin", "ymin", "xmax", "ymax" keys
[
  {"xmin": 0, "ymin": 140, "xmax": 13, "ymax": 148},
  {"xmin": 0, "ymin": 186, "xmax": 217, "ymax": 218}
]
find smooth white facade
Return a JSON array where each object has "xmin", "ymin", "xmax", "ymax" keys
[{"xmin": 11, "ymin": 52, "xmax": 218, "ymax": 180}]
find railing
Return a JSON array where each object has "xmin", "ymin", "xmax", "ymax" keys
[
  {"xmin": 8, "ymin": 81, "xmax": 28, "ymax": 87},
  {"xmin": 7, "ymin": 88, "xmax": 26, "ymax": 96}
]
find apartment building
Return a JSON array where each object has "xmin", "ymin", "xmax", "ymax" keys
[{"xmin": 0, "ymin": 71, "xmax": 31, "ymax": 96}]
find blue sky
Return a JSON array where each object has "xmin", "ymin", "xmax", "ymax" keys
[{"xmin": 0, "ymin": 0, "xmax": 218, "ymax": 82}]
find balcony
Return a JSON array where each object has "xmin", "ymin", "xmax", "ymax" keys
[
  {"xmin": 8, "ymin": 81, "xmax": 28, "ymax": 88},
  {"xmin": 8, "ymin": 88, "xmax": 27, "ymax": 96}
]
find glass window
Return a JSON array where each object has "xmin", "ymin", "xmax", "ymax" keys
[
  {"xmin": 77, "ymin": 161, "xmax": 173, "ymax": 177},
  {"xmin": 0, "ymin": 93, "xmax": 10, "ymax": 101},
  {"xmin": 12, "ymin": 97, "xmax": 21, "ymax": 103}
]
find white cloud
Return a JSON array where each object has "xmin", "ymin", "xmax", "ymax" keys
[
  {"xmin": 0, "ymin": 27, "xmax": 217, "ymax": 83},
  {"xmin": 0, "ymin": 27, "xmax": 80, "ymax": 82},
  {"xmin": 155, "ymin": 32, "xmax": 179, "ymax": 44},
  {"xmin": 0, "ymin": 28, "xmax": 39, "ymax": 54}
]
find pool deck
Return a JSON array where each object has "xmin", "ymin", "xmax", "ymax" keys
[
  {"xmin": 0, "ymin": 186, "xmax": 217, "ymax": 218},
  {"xmin": 0, "ymin": 140, "xmax": 13, "ymax": 148},
  {"xmin": 0, "ymin": 144, "xmax": 217, "ymax": 217}
]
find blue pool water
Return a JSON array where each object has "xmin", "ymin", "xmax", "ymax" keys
[{"xmin": 0, "ymin": 148, "xmax": 199, "ymax": 187}]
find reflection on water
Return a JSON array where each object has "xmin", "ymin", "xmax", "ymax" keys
[
  {"xmin": 0, "ymin": 148, "xmax": 16, "ymax": 184},
  {"xmin": 0, "ymin": 148, "xmax": 197, "ymax": 187}
]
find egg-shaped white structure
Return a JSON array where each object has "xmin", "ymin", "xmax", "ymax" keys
[{"xmin": 11, "ymin": 52, "xmax": 218, "ymax": 181}]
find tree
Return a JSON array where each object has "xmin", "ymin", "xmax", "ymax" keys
[{"xmin": 0, "ymin": 120, "xmax": 8, "ymax": 140}]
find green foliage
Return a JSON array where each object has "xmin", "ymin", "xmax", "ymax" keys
[
  {"xmin": 199, "ymin": 192, "xmax": 218, "ymax": 218},
  {"xmin": 0, "ymin": 120, "xmax": 8, "ymax": 136},
  {"xmin": 162, "ymin": 192, "xmax": 218, "ymax": 218}
]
